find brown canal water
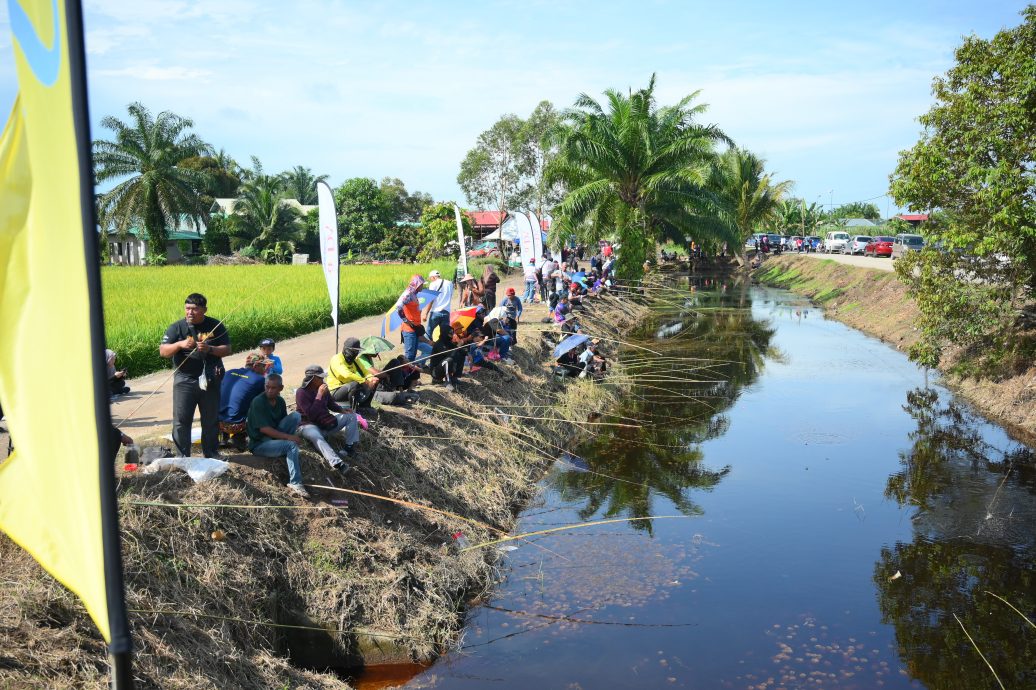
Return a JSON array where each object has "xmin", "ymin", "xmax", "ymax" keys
[{"xmin": 397, "ymin": 276, "xmax": 1036, "ymax": 689}]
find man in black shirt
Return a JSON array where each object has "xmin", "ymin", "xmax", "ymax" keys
[{"xmin": 159, "ymin": 293, "xmax": 232, "ymax": 457}]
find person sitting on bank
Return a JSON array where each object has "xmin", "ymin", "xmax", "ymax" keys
[
  {"xmin": 328, "ymin": 337, "xmax": 379, "ymax": 410},
  {"xmin": 553, "ymin": 293, "xmax": 573, "ymax": 325},
  {"xmin": 246, "ymin": 373, "xmax": 309, "ymax": 498},
  {"xmin": 258, "ymin": 338, "xmax": 283, "ymax": 376},
  {"xmin": 429, "ymin": 324, "xmax": 460, "ymax": 391},
  {"xmin": 359, "ymin": 349, "xmax": 420, "ymax": 404},
  {"xmin": 484, "ymin": 306, "xmax": 515, "ymax": 364},
  {"xmin": 218, "ymin": 352, "xmax": 269, "ymax": 450},
  {"xmin": 295, "ymin": 365, "xmax": 360, "ymax": 472},
  {"xmin": 105, "ymin": 349, "xmax": 130, "ymax": 397}
]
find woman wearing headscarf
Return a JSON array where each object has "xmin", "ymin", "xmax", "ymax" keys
[
  {"xmin": 481, "ymin": 264, "xmax": 500, "ymax": 311},
  {"xmin": 395, "ymin": 274, "xmax": 432, "ymax": 366}
]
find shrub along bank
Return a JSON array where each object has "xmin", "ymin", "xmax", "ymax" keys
[
  {"xmin": 0, "ymin": 291, "xmax": 646, "ymax": 689},
  {"xmin": 755, "ymin": 255, "xmax": 1036, "ymax": 443}
]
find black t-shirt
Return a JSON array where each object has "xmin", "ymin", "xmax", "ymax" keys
[{"xmin": 162, "ymin": 316, "xmax": 230, "ymax": 378}]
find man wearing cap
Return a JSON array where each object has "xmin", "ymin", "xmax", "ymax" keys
[
  {"xmin": 160, "ymin": 292, "xmax": 232, "ymax": 458},
  {"xmin": 499, "ymin": 287, "xmax": 523, "ymax": 343},
  {"xmin": 539, "ymin": 254, "xmax": 557, "ymax": 303},
  {"xmin": 327, "ymin": 337, "xmax": 379, "ymax": 409},
  {"xmin": 423, "ymin": 269, "xmax": 454, "ymax": 341},
  {"xmin": 258, "ymin": 338, "xmax": 283, "ymax": 375},
  {"xmin": 295, "ymin": 364, "xmax": 360, "ymax": 471},
  {"xmin": 247, "ymin": 373, "xmax": 309, "ymax": 498},
  {"xmin": 218, "ymin": 352, "xmax": 268, "ymax": 450}
]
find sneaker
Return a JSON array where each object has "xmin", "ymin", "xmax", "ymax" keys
[
  {"xmin": 287, "ymin": 483, "xmax": 310, "ymax": 498},
  {"xmin": 331, "ymin": 461, "xmax": 351, "ymax": 474},
  {"xmin": 444, "ymin": 383, "xmax": 456, "ymax": 392},
  {"xmin": 501, "ymin": 358, "xmax": 515, "ymax": 365}
]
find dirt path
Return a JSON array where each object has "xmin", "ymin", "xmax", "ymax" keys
[
  {"xmin": 111, "ymin": 270, "xmax": 535, "ymax": 439},
  {"xmin": 798, "ymin": 250, "xmax": 895, "ymax": 272}
]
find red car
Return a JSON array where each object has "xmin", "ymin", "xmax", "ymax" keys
[{"xmin": 864, "ymin": 236, "xmax": 895, "ymax": 257}]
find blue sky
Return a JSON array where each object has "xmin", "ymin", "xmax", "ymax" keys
[{"xmin": 0, "ymin": 0, "xmax": 1029, "ymax": 214}]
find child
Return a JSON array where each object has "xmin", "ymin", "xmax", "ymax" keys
[{"xmin": 258, "ymin": 338, "xmax": 283, "ymax": 375}]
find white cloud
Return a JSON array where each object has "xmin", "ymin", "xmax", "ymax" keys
[{"xmin": 95, "ymin": 64, "xmax": 212, "ymax": 81}]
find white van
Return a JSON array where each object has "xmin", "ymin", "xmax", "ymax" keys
[{"xmin": 822, "ymin": 231, "xmax": 850, "ymax": 253}]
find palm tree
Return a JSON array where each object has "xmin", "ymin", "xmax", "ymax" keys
[
  {"xmin": 93, "ymin": 102, "xmax": 212, "ymax": 249},
  {"xmin": 229, "ymin": 171, "xmax": 299, "ymax": 254},
  {"xmin": 279, "ymin": 166, "xmax": 328, "ymax": 205},
  {"xmin": 546, "ymin": 75, "xmax": 730, "ymax": 278},
  {"xmin": 708, "ymin": 148, "xmax": 793, "ymax": 265}
]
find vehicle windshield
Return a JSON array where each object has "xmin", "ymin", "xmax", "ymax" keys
[
  {"xmin": 854, "ymin": 236, "xmax": 871, "ymax": 242},
  {"xmin": 875, "ymin": 236, "xmax": 895, "ymax": 242},
  {"xmin": 833, "ymin": 233, "xmax": 849, "ymax": 240},
  {"xmin": 903, "ymin": 235, "xmax": 924, "ymax": 245}
]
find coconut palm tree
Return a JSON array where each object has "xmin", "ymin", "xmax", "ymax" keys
[
  {"xmin": 93, "ymin": 102, "xmax": 212, "ymax": 249},
  {"xmin": 708, "ymin": 148, "xmax": 793, "ymax": 265},
  {"xmin": 229, "ymin": 171, "xmax": 300, "ymax": 254},
  {"xmin": 279, "ymin": 166, "xmax": 329, "ymax": 205},
  {"xmin": 546, "ymin": 75, "xmax": 730, "ymax": 277}
]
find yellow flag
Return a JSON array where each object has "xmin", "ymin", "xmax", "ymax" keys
[{"xmin": 0, "ymin": 0, "xmax": 125, "ymax": 645}]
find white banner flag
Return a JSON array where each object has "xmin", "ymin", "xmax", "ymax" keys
[
  {"xmin": 453, "ymin": 204, "xmax": 468, "ymax": 276},
  {"xmin": 516, "ymin": 210, "xmax": 535, "ymax": 269},
  {"xmin": 527, "ymin": 210, "xmax": 544, "ymax": 262},
  {"xmin": 316, "ymin": 181, "xmax": 340, "ymax": 332}
]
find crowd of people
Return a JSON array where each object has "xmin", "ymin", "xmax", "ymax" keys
[{"xmin": 142, "ymin": 250, "xmax": 618, "ymax": 500}]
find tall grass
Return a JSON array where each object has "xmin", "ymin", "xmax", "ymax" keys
[{"xmin": 103, "ymin": 262, "xmax": 453, "ymax": 377}]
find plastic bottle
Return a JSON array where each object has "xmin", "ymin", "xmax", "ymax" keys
[{"xmin": 451, "ymin": 531, "xmax": 470, "ymax": 549}]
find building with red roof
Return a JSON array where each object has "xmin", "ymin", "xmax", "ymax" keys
[
  {"xmin": 466, "ymin": 210, "xmax": 507, "ymax": 239},
  {"xmin": 895, "ymin": 213, "xmax": 929, "ymax": 228}
]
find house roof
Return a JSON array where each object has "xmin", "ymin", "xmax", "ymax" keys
[
  {"xmin": 210, "ymin": 198, "xmax": 317, "ymax": 215},
  {"xmin": 844, "ymin": 218, "xmax": 877, "ymax": 227},
  {"xmin": 896, "ymin": 213, "xmax": 929, "ymax": 222},
  {"xmin": 467, "ymin": 211, "xmax": 506, "ymax": 227}
]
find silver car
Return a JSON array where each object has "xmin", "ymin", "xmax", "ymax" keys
[
  {"xmin": 843, "ymin": 235, "xmax": 872, "ymax": 255},
  {"xmin": 891, "ymin": 233, "xmax": 925, "ymax": 259}
]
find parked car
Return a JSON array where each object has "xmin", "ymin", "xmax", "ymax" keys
[
  {"xmin": 822, "ymin": 231, "xmax": 850, "ymax": 253},
  {"xmin": 891, "ymin": 233, "xmax": 925, "ymax": 259},
  {"xmin": 766, "ymin": 234, "xmax": 786, "ymax": 254},
  {"xmin": 805, "ymin": 236, "xmax": 821, "ymax": 252},
  {"xmin": 843, "ymin": 235, "xmax": 872, "ymax": 255},
  {"xmin": 788, "ymin": 235, "xmax": 804, "ymax": 251},
  {"xmin": 864, "ymin": 236, "xmax": 895, "ymax": 257},
  {"xmin": 467, "ymin": 241, "xmax": 501, "ymax": 258}
]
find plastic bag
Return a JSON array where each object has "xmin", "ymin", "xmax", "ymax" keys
[{"xmin": 143, "ymin": 456, "xmax": 230, "ymax": 483}]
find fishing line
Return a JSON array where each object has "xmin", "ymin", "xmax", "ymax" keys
[{"xmin": 462, "ymin": 515, "xmax": 696, "ymax": 552}]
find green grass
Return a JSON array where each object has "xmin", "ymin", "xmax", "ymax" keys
[{"xmin": 103, "ymin": 261, "xmax": 454, "ymax": 377}]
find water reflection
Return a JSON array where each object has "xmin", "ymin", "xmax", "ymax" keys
[
  {"xmin": 558, "ymin": 276, "xmax": 773, "ymax": 532},
  {"xmin": 876, "ymin": 387, "xmax": 1036, "ymax": 689}
]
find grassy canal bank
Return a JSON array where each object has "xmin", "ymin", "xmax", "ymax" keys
[
  {"xmin": 0, "ymin": 293, "xmax": 647, "ymax": 689},
  {"xmin": 755, "ymin": 254, "xmax": 1036, "ymax": 444}
]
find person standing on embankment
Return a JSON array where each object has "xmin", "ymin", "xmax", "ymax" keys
[{"xmin": 159, "ymin": 293, "xmax": 231, "ymax": 458}]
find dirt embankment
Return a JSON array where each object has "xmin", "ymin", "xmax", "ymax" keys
[
  {"xmin": 0, "ymin": 293, "xmax": 647, "ymax": 690},
  {"xmin": 755, "ymin": 255, "xmax": 1036, "ymax": 444}
]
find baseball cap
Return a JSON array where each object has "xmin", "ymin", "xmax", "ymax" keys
[
  {"xmin": 429, "ymin": 269, "xmax": 442, "ymax": 278},
  {"xmin": 259, "ymin": 337, "xmax": 275, "ymax": 348},
  {"xmin": 302, "ymin": 364, "xmax": 326, "ymax": 386}
]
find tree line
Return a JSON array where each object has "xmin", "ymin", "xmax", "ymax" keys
[{"xmin": 92, "ymin": 102, "xmax": 463, "ymax": 264}]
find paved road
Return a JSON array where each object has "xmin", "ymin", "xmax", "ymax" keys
[
  {"xmin": 785, "ymin": 250, "xmax": 895, "ymax": 272},
  {"xmin": 110, "ymin": 271, "xmax": 536, "ymax": 441}
]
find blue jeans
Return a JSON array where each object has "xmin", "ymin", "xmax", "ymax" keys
[
  {"xmin": 251, "ymin": 412, "xmax": 303, "ymax": 485},
  {"xmin": 299, "ymin": 412, "xmax": 359, "ymax": 466},
  {"xmin": 428, "ymin": 310, "xmax": 450, "ymax": 340},
  {"xmin": 402, "ymin": 330, "xmax": 433, "ymax": 366},
  {"xmin": 523, "ymin": 280, "xmax": 537, "ymax": 303},
  {"xmin": 493, "ymin": 334, "xmax": 512, "ymax": 359}
]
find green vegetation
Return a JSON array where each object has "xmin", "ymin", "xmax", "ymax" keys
[
  {"xmin": 889, "ymin": 6, "xmax": 1036, "ymax": 373},
  {"xmin": 545, "ymin": 75, "xmax": 735, "ymax": 278},
  {"xmin": 93, "ymin": 102, "xmax": 211, "ymax": 249},
  {"xmin": 103, "ymin": 262, "xmax": 452, "ymax": 377}
]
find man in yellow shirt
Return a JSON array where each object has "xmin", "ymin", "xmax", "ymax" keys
[{"xmin": 327, "ymin": 337, "xmax": 379, "ymax": 409}]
